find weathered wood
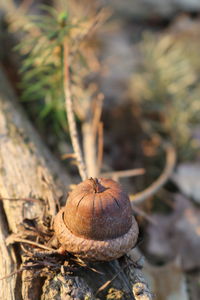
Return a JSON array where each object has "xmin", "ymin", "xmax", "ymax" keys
[
  {"xmin": 0, "ymin": 201, "xmax": 16, "ymax": 300},
  {"xmin": 0, "ymin": 66, "xmax": 71, "ymax": 300},
  {"xmin": 0, "ymin": 67, "xmax": 152, "ymax": 300}
]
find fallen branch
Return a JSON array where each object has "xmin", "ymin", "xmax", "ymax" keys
[{"xmin": 0, "ymin": 66, "xmax": 70, "ymax": 300}]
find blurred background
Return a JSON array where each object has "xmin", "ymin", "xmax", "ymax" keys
[{"xmin": 0, "ymin": 0, "xmax": 200, "ymax": 299}]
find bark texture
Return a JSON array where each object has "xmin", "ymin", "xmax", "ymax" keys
[
  {"xmin": 0, "ymin": 68, "xmax": 151, "ymax": 300},
  {"xmin": 0, "ymin": 67, "xmax": 71, "ymax": 299}
]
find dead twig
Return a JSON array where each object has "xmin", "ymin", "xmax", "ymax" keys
[
  {"xmin": 6, "ymin": 236, "xmax": 56, "ymax": 252},
  {"xmin": 82, "ymin": 121, "xmax": 97, "ymax": 177},
  {"xmin": 63, "ymin": 43, "xmax": 87, "ymax": 180},
  {"xmin": 92, "ymin": 93, "xmax": 104, "ymax": 139},
  {"xmin": 97, "ymin": 122, "xmax": 104, "ymax": 176},
  {"xmin": 0, "ymin": 268, "xmax": 24, "ymax": 281},
  {"xmin": 61, "ymin": 153, "xmax": 76, "ymax": 160},
  {"xmin": 82, "ymin": 93, "xmax": 104, "ymax": 178},
  {"xmin": 130, "ymin": 143, "xmax": 176, "ymax": 205},
  {"xmin": 101, "ymin": 168, "xmax": 145, "ymax": 181}
]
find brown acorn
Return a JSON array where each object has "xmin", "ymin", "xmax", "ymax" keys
[{"xmin": 53, "ymin": 178, "xmax": 139, "ymax": 261}]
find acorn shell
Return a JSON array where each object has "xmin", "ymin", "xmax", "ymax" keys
[
  {"xmin": 54, "ymin": 178, "xmax": 139, "ymax": 261},
  {"xmin": 64, "ymin": 178, "xmax": 133, "ymax": 240}
]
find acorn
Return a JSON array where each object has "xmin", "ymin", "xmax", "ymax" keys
[{"xmin": 53, "ymin": 178, "xmax": 139, "ymax": 261}]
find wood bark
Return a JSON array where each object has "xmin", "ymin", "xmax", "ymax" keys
[{"xmin": 0, "ymin": 68, "xmax": 152, "ymax": 300}]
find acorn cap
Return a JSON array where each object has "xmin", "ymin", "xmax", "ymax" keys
[{"xmin": 54, "ymin": 178, "xmax": 139, "ymax": 261}]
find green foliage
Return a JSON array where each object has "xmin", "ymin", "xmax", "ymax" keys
[
  {"xmin": 16, "ymin": 5, "xmax": 79, "ymax": 134},
  {"xmin": 130, "ymin": 33, "xmax": 200, "ymax": 160}
]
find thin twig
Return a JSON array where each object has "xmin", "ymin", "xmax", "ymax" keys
[
  {"xmin": 92, "ymin": 93, "xmax": 104, "ymax": 138},
  {"xmin": 0, "ymin": 268, "xmax": 24, "ymax": 281},
  {"xmin": 130, "ymin": 143, "xmax": 176, "ymax": 205},
  {"xmin": 82, "ymin": 122, "xmax": 97, "ymax": 177},
  {"xmin": 61, "ymin": 153, "xmax": 76, "ymax": 160},
  {"xmin": 101, "ymin": 168, "xmax": 145, "ymax": 180},
  {"xmin": 97, "ymin": 122, "xmax": 104, "ymax": 176},
  {"xmin": 63, "ymin": 43, "xmax": 87, "ymax": 180},
  {"xmin": 6, "ymin": 237, "xmax": 56, "ymax": 252},
  {"xmin": 82, "ymin": 93, "xmax": 104, "ymax": 178}
]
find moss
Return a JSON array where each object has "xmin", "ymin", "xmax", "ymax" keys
[{"xmin": 106, "ymin": 288, "xmax": 124, "ymax": 299}]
